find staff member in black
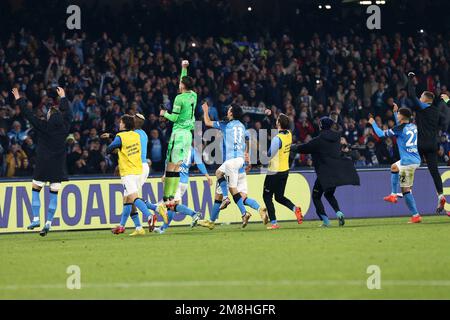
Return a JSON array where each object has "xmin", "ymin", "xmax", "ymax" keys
[
  {"xmin": 263, "ymin": 114, "xmax": 303, "ymax": 230},
  {"xmin": 12, "ymin": 87, "xmax": 72, "ymax": 236},
  {"xmin": 295, "ymin": 117, "xmax": 360, "ymax": 227},
  {"xmin": 407, "ymin": 72, "xmax": 447, "ymax": 214}
]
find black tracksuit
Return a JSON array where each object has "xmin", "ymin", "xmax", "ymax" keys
[
  {"xmin": 407, "ymin": 80, "xmax": 444, "ymax": 195},
  {"xmin": 18, "ymin": 98, "xmax": 72, "ymax": 183},
  {"xmin": 296, "ymin": 129, "xmax": 360, "ymax": 219}
]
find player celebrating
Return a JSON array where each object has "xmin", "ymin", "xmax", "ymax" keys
[
  {"xmin": 198, "ymin": 162, "xmax": 266, "ymax": 230},
  {"xmin": 103, "ymin": 114, "xmax": 159, "ymax": 235},
  {"xmin": 12, "ymin": 87, "xmax": 72, "ymax": 236},
  {"xmin": 369, "ymin": 108, "xmax": 423, "ymax": 223},
  {"xmin": 407, "ymin": 72, "xmax": 447, "ymax": 214},
  {"xmin": 158, "ymin": 60, "xmax": 197, "ymax": 216},
  {"xmin": 154, "ymin": 145, "xmax": 212, "ymax": 234},
  {"xmin": 295, "ymin": 117, "xmax": 360, "ymax": 227},
  {"xmin": 263, "ymin": 113, "xmax": 303, "ymax": 230},
  {"xmin": 202, "ymin": 102, "xmax": 268, "ymax": 228},
  {"xmin": 106, "ymin": 115, "xmax": 155, "ymax": 236}
]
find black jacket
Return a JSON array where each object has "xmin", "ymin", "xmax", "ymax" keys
[
  {"xmin": 407, "ymin": 80, "xmax": 441, "ymax": 150},
  {"xmin": 296, "ymin": 129, "xmax": 360, "ymax": 190},
  {"xmin": 18, "ymin": 98, "xmax": 72, "ymax": 183}
]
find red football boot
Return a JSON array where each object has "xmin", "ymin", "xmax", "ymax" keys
[
  {"xmin": 111, "ymin": 226, "xmax": 126, "ymax": 234},
  {"xmin": 267, "ymin": 224, "xmax": 280, "ymax": 230},
  {"xmin": 294, "ymin": 206, "xmax": 303, "ymax": 224},
  {"xmin": 383, "ymin": 194, "xmax": 398, "ymax": 204},
  {"xmin": 408, "ymin": 215, "xmax": 422, "ymax": 224}
]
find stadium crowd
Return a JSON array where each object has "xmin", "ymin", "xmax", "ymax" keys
[{"xmin": 0, "ymin": 19, "xmax": 450, "ymax": 177}]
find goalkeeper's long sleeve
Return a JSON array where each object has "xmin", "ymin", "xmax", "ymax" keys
[{"xmin": 180, "ymin": 67, "xmax": 187, "ymax": 82}]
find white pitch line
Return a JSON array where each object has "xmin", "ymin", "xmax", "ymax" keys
[{"xmin": 2, "ymin": 279, "xmax": 450, "ymax": 290}]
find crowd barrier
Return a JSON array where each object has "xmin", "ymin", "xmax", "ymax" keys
[{"xmin": 0, "ymin": 168, "xmax": 449, "ymax": 233}]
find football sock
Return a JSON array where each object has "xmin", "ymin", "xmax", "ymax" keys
[
  {"xmin": 31, "ymin": 188, "xmax": 41, "ymax": 221},
  {"xmin": 121, "ymin": 203, "xmax": 133, "ymax": 226},
  {"xmin": 271, "ymin": 220, "xmax": 278, "ymax": 225},
  {"xmin": 218, "ymin": 177, "xmax": 228, "ymax": 198},
  {"xmin": 391, "ymin": 171, "xmax": 399, "ymax": 195},
  {"xmin": 233, "ymin": 193, "xmax": 247, "ymax": 216},
  {"xmin": 134, "ymin": 198, "xmax": 152, "ymax": 221},
  {"xmin": 174, "ymin": 204, "xmax": 195, "ymax": 217},
  {"xmin": 404, "ymin": 192, "xmax": 419, "ymax": 216},
  {"xmin": 210, "ymin": 201, "xmax": 221, "ymax": 222},
  {"xmin": 46, "ymin": 191, "xmax": 58, "ymax": 224},
  {"xmin": 130, "ymin": 212, "xmax": 142, "ymax": 229},
  {"xmin": 164, "ymin": 171, "xmax": 180, "ymax": 200},
  {"xmin": 119, "ymin": 204, "xmax": 131, "ymax": 226},
  {"xmin": 145, "ymin": 201, "xmax": 157, "ymax": 211},
  {"xmin": 244, "ymin": 197, "xmax": 260, "ymax": 210},
  {"xmin": 161, "ymin": 210, "xmax": 175, "ymax": 231},
  {"xmin": 319, "ymin": 214, "xmax": 330, "ymax": 225}
]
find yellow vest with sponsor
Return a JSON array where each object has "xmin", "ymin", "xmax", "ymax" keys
[
  {"xmin": 117, "ymin": 131, "xmax": 142, "ymax": 177},
  {"xmin": 268, "ymin": 130, "xmax": 292, "ymax": 173}
]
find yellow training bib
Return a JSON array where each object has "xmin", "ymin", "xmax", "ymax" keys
[
  {"xmin": 268, "ymin": 130, "xmax": 292, "ymax": 173},
  {"xmin": 117, "ymin": 131, "xmax": 142, "ymax": 176}
]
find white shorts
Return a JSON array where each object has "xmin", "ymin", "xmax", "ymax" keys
[
  {"xmin": 32, "ymin": 180, "xmax": 62, "ymax": 192},
  {"xmin": 217, "ymin": 158, "xmax": 244, "ymax": 189},
  {"xmin": 139, "ymin": 163, "xmax": 150, "ymax": 189},
  {"xmin": 395, "ymin": 161, "xmax": 420, "ymax": 188},
  {"xmin": 216, "ymin": 173, "xmax": 248, "ymax": 195},
  {"xmin": 121, "ymin": 175, "xmax": 141, "ymax": 197},
  {"xmin": 174, "ymin": 182, "xmax": 189, "ymax": 202}
]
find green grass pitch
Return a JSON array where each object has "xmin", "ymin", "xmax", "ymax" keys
[{"xmin": 1, "ymin": 216, "xmax": 450, "ymax": 300}]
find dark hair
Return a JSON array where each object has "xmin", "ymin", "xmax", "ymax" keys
[
  {"xmin": 398, "ymin": 107, "xmax": 412, "ymax": 120},
  {"xmin": 230, "ymin": 104, "xmax": 243, "ymax": 121},
  {"xmin": 423, "ymin": 91, "xmax": 435, "ymax": 101},
  {"xmin": 278, "ymin": 113, "xmax": 290, "ymax": 130},
  {"xmin": 121, "ymin": 114, "xmax": 135, "ymax": 131},
  {"xmin": 134, "ymin": 114, "xmax": 145, "ymax": 129},
  {"xmin": 181, "ymin": 76, "xmax": 194, "ymax": 90}
]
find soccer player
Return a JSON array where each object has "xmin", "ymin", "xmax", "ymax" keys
[
  {"xmin": 154, "ymin": 145, "xmax": 212, "ymax": 234},
  {"xmin": 263, "ymin": 113, "xmax": 303, "ymax": 230},
  {"xmin": 12, "ymin": 87, "xmax": 72, "ymax": 237},
  {"xmin": 198, "ymin": 163, "xmax": 266, "ymax": 230},
  {"xmin": 158, "ymin": 60, "xmax": 197, "ymax": 216},
  {"xmin": 407, "ymin": 72, "xmax": 446, "ymax": 214},
  {"xmin": 295, "ymin": 117, "xmax": 360, "ymax": 227},
  {"xmin": 369, "ymin": 108, "xmax": 423, "ymax": 223},
  {"xmin": 106, "ymin": 115, "xmax": 155, "ymax": 236},
  {"xmin": 103, "ymin": 114, "xmax": 159, "ymax": 235},
  {"xmin": 202, "ymin": 102, "xmax": 268, "ymax": 228}
]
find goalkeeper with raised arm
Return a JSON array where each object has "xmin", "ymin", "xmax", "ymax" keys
[{"xmin": 158, "ymin": 60, "xmax": 197, "ymax": 215}]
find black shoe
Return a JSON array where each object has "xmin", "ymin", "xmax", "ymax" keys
[{"xmin": 39, "ymin": 225, "xmax": 50, "ymax": 237}]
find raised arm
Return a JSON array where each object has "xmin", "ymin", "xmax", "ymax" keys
[
  {"xmin": 180, "ymin": 60, "xmax": 189, "ymax": 84},
  {"xmin": 56, "ymin": 87, "xmax": 73, "ymax": 125},
  {"xmin": 407, "ymin": 73, "xmax": 430, "ymax": 110},
  {"xmin": 393, "ymin": 102, "xmax": 399, "ymax": 125},
  {"xmin": 12, "ymin": 88, "xmax": 47, "ymax": 133},
  {"xmin": 202, "ymin": 101, "xmax": 214, "ymax": 128},
  {"xmin": 369, "ymin": 117, "xmax": 395, "ymax": 138}
]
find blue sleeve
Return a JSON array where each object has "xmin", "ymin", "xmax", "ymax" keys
[
  {"xmin": 106, "ymin": 136, "xmax": 122, "ymax": 154},
  {"xmin": 213, "ymin": 121, "xmax": 222, "ymax": 129},
  {"xmin": 393, "ymin": 112, "xmax": 399, "ymax": 125},
  {"xmin": 372, "ymin": 122, "xmax": 395, "ymax": 138},
  {"xmin": 267, "ymin": 136, "xmax": 282, "ymax": 158},
  {"xmin": 193, "ymin": 148, "xmax": 208, "ymax": 175},
  {"xmin": 417, "ymin": 99, "xmax": 430, "ymax": 110}
]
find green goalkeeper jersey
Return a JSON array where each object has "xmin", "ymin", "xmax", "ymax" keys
[{"xmin": 163, "ymin": 68, "xmax": 197, "ymax": 131}]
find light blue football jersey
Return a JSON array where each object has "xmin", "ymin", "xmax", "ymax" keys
[{"xmin": 213, "ymin": 120, "xmax": 246, "ymax": 162}]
